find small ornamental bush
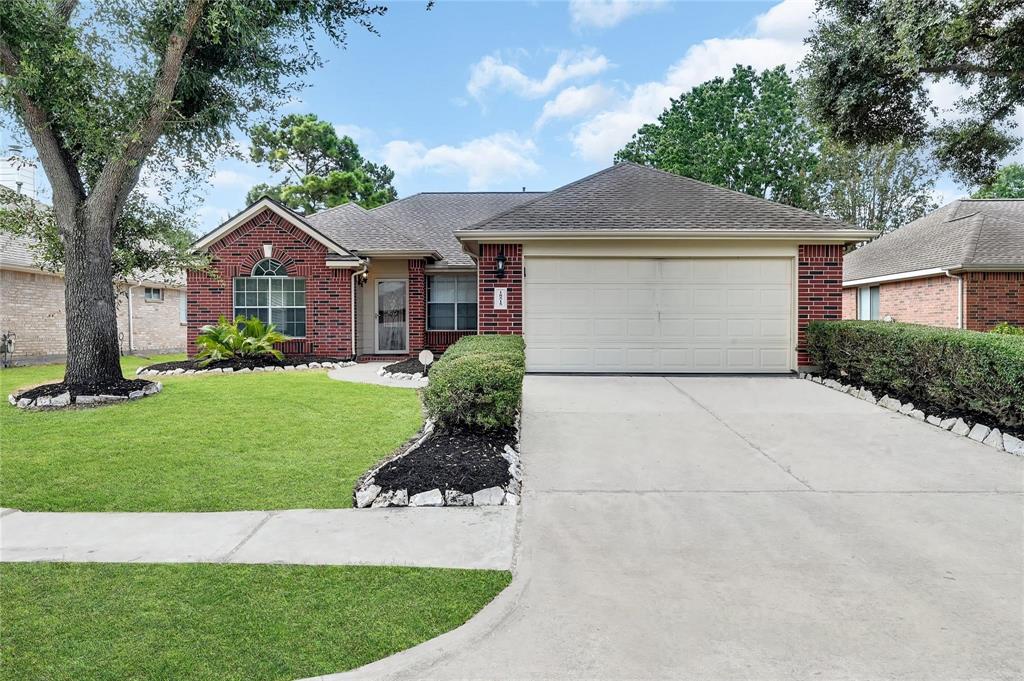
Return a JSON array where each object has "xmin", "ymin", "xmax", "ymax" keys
[
  {"xmin": 991, "ymin": 322, "xmax": 1024, "ymax": 336},
  {"xmin": 806, "ymin": 320, "xmax": 1024, "ymax": 429},
  {"xmin": 424, "ymin": 335, "xmax": 526, "ymax": 431},
  {"xmin": 195, "ymin": 316, "xmax": 290, "ymax": 366}
]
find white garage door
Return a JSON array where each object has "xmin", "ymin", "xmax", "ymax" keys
[{"xmin": 524, "ymin": 257, "xmax": 793, "ymax": 373}]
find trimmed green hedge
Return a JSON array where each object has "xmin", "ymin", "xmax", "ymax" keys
[
  {"xmin": 423, "ymin": 335, "xmax": 526, "ymax": 431},
  {"xmin": 806, "ymin": 321, "xmax": 1024, "ymax": 429}
]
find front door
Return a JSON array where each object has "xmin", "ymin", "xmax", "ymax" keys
[{"xmin": 376, "ymin": 279, "xmax": 408, "ymax": 353}]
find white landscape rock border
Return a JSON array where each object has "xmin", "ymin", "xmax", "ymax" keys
[
  {"xmin": 801, "ymin": 373, "xmax": 1024, "ymax": 457},
  {"xmin": 9, "ymin": 381, "xmax": 162, "ymax": 410},
  {"xmin": 354, "ymin": 413, "xmax": 523, "ymax": 508},
  {"xmin": 376, "ymin": 366, "xmax": 426, "ymax": 383},
  {"xmin": 135, "ymin": 360, "xmax": 356, "ymax": 377}
]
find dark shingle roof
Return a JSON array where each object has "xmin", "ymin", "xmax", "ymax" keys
[
  {"xmin": 306, "ymin": 202, "xmax": 433, "ymax": 255},
  {"xmin": 370, "ymin": 192, "xmax": 545, "ymax": 266},
  {"xmin": 843, "ymin": 199, "xmax": 1024, "ymax": 281},
  {"xmin": 462, "ymin": 162, "xmax": 854, "ymax": 233}
]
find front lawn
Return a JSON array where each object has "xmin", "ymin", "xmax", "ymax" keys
[
  {"xmin": 0, "ymin": 562, "xmax": 511, "ymax": 681},
  {"xmin": 1, "ymin": 356, "xmax": 422, "ymax": 511}
]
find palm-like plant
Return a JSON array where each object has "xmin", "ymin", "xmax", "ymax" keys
[{"xmin": 195, "ymin": 316, "xmax": 290, "ymax": 366}]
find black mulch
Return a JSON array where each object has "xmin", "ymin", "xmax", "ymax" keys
[
  {"xmin": 143, "ymin": 356, "xmax": 349, "ymax": 372},
  {"xmin": 16, "ymin": 378, "xmax": 154, "ymax": 401},
  {"xmin": 371, "ymin": 427, "xmax": 516, "ymax": 496},
  {"xmin": 382, "ymin": 357, "xmax": 431, "ymax": 376},
  {"xmin": 831, "ymin": 376, "xmax": 1023, "ymax": 440}
]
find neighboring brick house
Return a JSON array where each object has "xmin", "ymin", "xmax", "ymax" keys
[
  {"xmin": 191, "ymin": 162, "xmax": 868, "ymax": 372},
  {"xmin": 0, "ymin": 232, "xmax": 187, "ymax": 362},
  {"xmin": 843, "ymin": 199, "xmax": 1024, "ymax": 331}
]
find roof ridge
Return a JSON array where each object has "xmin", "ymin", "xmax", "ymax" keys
[
  {"xmin": 313, "ymin": 201, "xmax": 368, "ymax": 216},
  {"xmin": 466, "ymin": 163, "xmax": 630, "ymax": 231}
]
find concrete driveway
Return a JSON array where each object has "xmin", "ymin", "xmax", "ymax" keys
[{"xmin": 334, "ymin": 375, "xmax": 1024, "ymax": 681}]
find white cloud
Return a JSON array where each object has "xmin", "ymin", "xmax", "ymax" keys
[
  {"xmin": 209, "ymin": 169, "xmax": 254, "ymax": 190},
  {"xmin": 333, "ymin": 123, "xmax": 377, "ymax": 147},
  {"xmin": 535, "ymin": 84, "xmax": 617, "ymax": 129},
  {"xmin": 568, "ymin": 0, "xmax": 666, "ymax": 29},
  {"xmin": 570, "ymin": 0, "xmax": 815, "ymax": 162},
  {"xmin": 467, "ymin": 49, "xmax": 611, "ymax": 100},
  {"xmin": 381, "ymin": 132, "xmax": 539, "ymax": 190}
]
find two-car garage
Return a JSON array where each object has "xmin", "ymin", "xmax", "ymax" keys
[{"xmin": 523, "ymin": 256, "xmax": 794, "ymax": 373}]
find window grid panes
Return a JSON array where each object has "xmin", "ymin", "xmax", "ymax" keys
[
  {"xmin": 233, "ymin": 276, "xmax": 306, "ymax": 337},
  {"xmin": 144, "ymin": 287, "xmax": 163, "ymax": 302},
  {"xmin": 252, "ymin": 258, "xmax": 287, "ymax": 276},
  {"xmin": 427, "ymin": 275, "xmax": 477, "ymax": 331}
]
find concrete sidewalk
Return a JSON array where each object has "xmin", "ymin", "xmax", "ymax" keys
[
  {"xmin": 328, "ymin": 361, "xmax": 428, "ymax": 389},
  {"xmin": 0, "ymin": 507, "xmax": 516, "ymax": 570}
]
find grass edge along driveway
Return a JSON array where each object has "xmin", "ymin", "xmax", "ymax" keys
[
  {"xmin": 1, "ymin": 356, "xmax": 423, "ymax": 512},
  {"xmin": 0, "ymin": 562, "xmax": 511, "ymax": 681}
]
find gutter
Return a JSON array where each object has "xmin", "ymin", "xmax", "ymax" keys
[
  {"xmin": 945, "ymin": 270, "xmax": 964, "ymax": 329},
  {"xmin": 455, "ymin": 228, "xmax": 873, "ymax": 242},
  {"xmin": 126, "ymin": 284, "xmax": 141, "ymax": 353}
]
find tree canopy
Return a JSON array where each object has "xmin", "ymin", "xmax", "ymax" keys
[
  {"xmin": 0, "ymin": 0, "xmax": 387, "ymax": 384},
  {"xmin": 802, "ymin": 0, "xmax": 1024, "ymax": 186},
  {"xmin": 616, "ymin": 65, "xmax": 819, "ymax": 208},
  {"xmin": 972, "ymin": 163, "xmax": 1024, "ymax": 198},
  {"xmin": 246, "ymin": 113, "xmax": 397, "ymax": 212}
]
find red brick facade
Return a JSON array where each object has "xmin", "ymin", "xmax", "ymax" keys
[
  {"xmin": 477, "ymin": 243, "xmax": 523, "ymax": 336},
  {"xmin": 187, "ymin": 208, "xmax": 355, "ymax": 358},
  {"xmin": 425, "ymin": 330, "xmax": 475, "ymax": 353},
  {"xmin": 963, "ymin": 271, "xmax": 1024, "ymax": 330},
  {"xmin": 407, "ymin": 259, "xmax": 426, "ymax": 353},
  {"xmin": 797, "ymin": 244, "xmax": 843, "ymax": 367}
]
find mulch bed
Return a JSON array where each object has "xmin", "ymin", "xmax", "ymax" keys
[
  {"xmin": 382, "ymin": 357, "xmax": 432, "ymax": 376},
  {"xmin": 372, "ymin": 427, "xmax": 516, "ymax": 496},
  {"xmin": 16, "ymin": 378, "xmax": 154, "ymax": 401},
  {"xmin": 143, "ymin": 356, "xmax": 349, "ymax": 372}
]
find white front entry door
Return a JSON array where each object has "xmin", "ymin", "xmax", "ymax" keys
[
  {"xmin": 375, "ymin": 279, "xmax": 408, "ymax": 353},
  {"xmin": 523, "ymin": 257, "xmax": 793, "ymax": 373}
]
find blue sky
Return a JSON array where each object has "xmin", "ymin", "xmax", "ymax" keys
[{"xmin": 10, "ymin": 0, "xmax": 1020, "ymax": 231}]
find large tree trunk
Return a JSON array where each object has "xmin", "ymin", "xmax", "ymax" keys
[{"xmin": 61, "ymin": 206, "xmax": 123, "ymax": 384}]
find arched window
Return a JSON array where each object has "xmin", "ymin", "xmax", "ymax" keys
[
  {"xmin": 234, "ymin": 258, "xmax": 306, "ymax": 337},
  {"xmin": 251, "ymin": 258, "xmax": 287, "ymax": 277}
]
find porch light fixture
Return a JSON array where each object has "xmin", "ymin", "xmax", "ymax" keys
[
  {"xmin": 358, "ymin": 270, "xmax": 369, "ymax": 286},
  {"xmin": 495, "ymin": 250, "xmax": 507, "ymax": 278}
]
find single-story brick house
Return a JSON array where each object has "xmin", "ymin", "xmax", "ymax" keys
[
  {"xmin": 190, "ymin": 162, "xmax": 868, "ymax": 373},
  {"xmin": 1, "ymin": 231, "xmax": 187, "ymax": 362},
  {"xmin": 842, "ymin": 199, "xmax": 1024, "ymax": 330}
]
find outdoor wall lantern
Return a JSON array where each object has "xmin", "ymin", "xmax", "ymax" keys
[
  {"xmin": 358, "ymin": 270, "xmax": 369, "ymax": 286},
  {"xmin": 495, "ymin": 250, "xmax": 507, "ymax": 278}
]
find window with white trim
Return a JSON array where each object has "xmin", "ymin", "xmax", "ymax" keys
[
  {"xmin": 858, "ymin": 285, "xmax": 880, "ymax": 321},
  {"xmin": 179, "ymin": 293, "xmax": 187, "ymax": 323},
  {"xmin": 144, "ymin": 287, "xmax": 163, "ymax": 302},
  {"xmin": 427, "ymin": 275, "xmax": 477, "ymax": 331},
  {"xmin": 233, "ymin": 258, "xmax": 306, "ymax": 337}
]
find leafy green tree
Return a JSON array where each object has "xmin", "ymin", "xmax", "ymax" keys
[
  {"xmin": 802, "ymin": 0, "xmax": 1023, "ymax": 186},
  {"xmin": 809, "ymin": 138, "xmax": 938, "ymax": 233},
  {"xmin": 616, "ymin": 65, "xmax": 819, "ymax": 208},
  {"xmin": 246, "ymin": 113, "xmax": 397, "ymax": 212},
  {"xmin": 0, "ymin": 0, "xmax": 385, "ymax": 385},
  {"xmin": 973, "ymin": 164, "xmax": 1024, "ymax": 198}
]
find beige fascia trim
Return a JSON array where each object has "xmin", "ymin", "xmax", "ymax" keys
[
  {"xmin": 325, "ymin": 260, "xmax": 363, "ymax": 269},
  {"xmin": 354, "ymin": 249, "xmax": 443, "ymax": 260},
  {"xmin": 425, "ymin": 263, "xmax": 476, "ymax": 272},
  {"xmin": 455, "ymin": 228, "xmax": 873, "ymax": 243},
  {"xmin": 843, "ymin": 267, "xmax": 952, "ymax": 287}
]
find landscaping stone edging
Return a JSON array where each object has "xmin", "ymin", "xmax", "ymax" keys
[
  {"xmin": 354, "ymin": 412, "xmax": 523, "ymax": 508},
  {"xmin": 9, "ymin": 382, "xmax": 162, "ymax": 410},
  {"xmin": 136, "ymin": 360, "xmax": 355, "ymax": 377},
  {"xmin": 376, "ymin": 366, "xmax": 427, "ymax": 383},
  {"xmin": 801, "ymin": 373, "xmax": 1024, "ymax": 457}
]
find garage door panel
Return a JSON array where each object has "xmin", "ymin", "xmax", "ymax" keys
[{"xmin": 524, "ymin": 257, "xmax": 793, "ymax": 373}]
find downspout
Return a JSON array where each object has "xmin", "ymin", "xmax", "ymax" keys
[
  {"xmin": 944, "ymin": 270, "xmax": 963, "ymax": 329},
  {"xmin": 351, "ymin": 264, "xmax": 368, "ymax": 360},
  {"xmin": 126, "ymin": 284, "xmax": 141, "ymax": 353}
]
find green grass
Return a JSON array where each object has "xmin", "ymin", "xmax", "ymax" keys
[
  {"xmin": 1, "ymin": 356, "xmax": 423, "ymax": 511},
  {"xmin": 0, "ymin": 562, "xmax": 511, "ymax": 681}
]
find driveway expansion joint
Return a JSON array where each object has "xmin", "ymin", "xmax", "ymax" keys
[{"xmin": 222, "ymin": 511, "xmax": 276, "ymax": 561}]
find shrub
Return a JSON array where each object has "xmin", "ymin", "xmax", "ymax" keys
[
  {"xmin": 806, "ymin": 321, "xmax": 1024, "ymax": 429},
  {"xmin": 423, "ymin": 335, "xmax": 526, "ymax": 431},
  {"xmin": 195, "ymin": 316, "xmax": 290, "ymax": 366},
  {"xmin": 991, "ymin": 322, "xmax": 1024, "ymax": 335}
]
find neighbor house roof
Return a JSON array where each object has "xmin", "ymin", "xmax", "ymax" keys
[
  {"xmin": 369, "ymin": 191, "xmax": 545, "ymax": 266},
  {"xmin": 304, "ymin": 202, "xmax": 439, "ymax": 259},
  {"xmin": 460, "ymin": 162, "xmax": 860, "ymax": 235},
  {"xmin": 843, "ymin": 199, "xmax": 1024, "ymax": 283}
]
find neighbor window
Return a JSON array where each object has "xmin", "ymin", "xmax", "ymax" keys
[
  {"xmin": 427, "ymin": 275, "xmax": 477, "ymax": 331},
  {"xmin": 144, "ymin": 287, "xmax": 163, "ymax": 302},
  {"xmin": 233, "ymin": 258, "xmax": 306, "ymax": 337},
  {"xmin": 178, "ymin": 294, "xmax": 187, "ymax": 324},
  {"xmin": 858, "ymin": 285, "xmax": 880, "ymax": 321}
]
